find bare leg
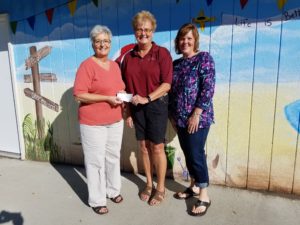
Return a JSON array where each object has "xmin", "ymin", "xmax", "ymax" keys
[
  {"xmin": 190, "ymin": 179, "xmax": 200, "ymax": 194},
  {"xmin": 139, "ymin": 140, "xmax": 153, "ymax": 201},
  {"xmin": 149, "ymin": 142, "xmax": 167, "ymax": 205}
]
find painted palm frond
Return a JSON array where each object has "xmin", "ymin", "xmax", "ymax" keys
[
  {"xmin": 22, "ymin": 113, "xmax": 36, "ymax": 140},
  {"xmin": 44, "ymin": 121, "xmax": 54, "ymax": 151},
  {"xmin": 22, "ymin": 113, "xmax": 60, "ymax": 161}
]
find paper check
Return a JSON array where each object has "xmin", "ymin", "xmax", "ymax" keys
[{"xmin": 117, "ymin": 93, "xmax": 133, "ymax": 102}]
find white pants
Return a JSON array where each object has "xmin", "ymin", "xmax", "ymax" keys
[{"xmin": 80, "ymin": 120, "xmax": 124, "ymax": 207}]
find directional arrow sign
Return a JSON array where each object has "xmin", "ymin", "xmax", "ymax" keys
[
  {"xmin": 25, "ymin": 46, "xmax": 52, "ymax": 70},
  {"xmin": 24, "ymin": 88, "xmax": 59, "ymax": 112}
]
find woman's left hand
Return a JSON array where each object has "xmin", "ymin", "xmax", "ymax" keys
[
  {"xmin": 187, "ymin": 115, "xmax": 200, "ymax": 134},
  {"xmin": 131, "ymin": 94, "xmax": 148, "ymax": 106}
]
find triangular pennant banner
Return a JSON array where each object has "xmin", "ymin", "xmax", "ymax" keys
[
  {"xmin": 27, "ymin": 15, "xmax": 35, "ymax": 30},
  {"xmin": 92, "ymin": 0, "xmax": 98, "ymax": 7},
  {"xmin": 278, "ymin": 0, "xmax": 287, "ymax": 10},
  {"xmin": 10, "ymin": 21, "xmax": 18, "ymax": 34},
  {"xmin": 45, "ymin": 8, "xmax": 54, "ymax": 24},
  {"xmin": 206, "ymin": 0, "xmax": 213, "ymax": 6},
  {"xmin": 68, "ymin": 0, "xmax": 77, "ymax": 16},
  {"xmin": 240, "ymin": 0, "xmax": 248, "ymax": 9}
]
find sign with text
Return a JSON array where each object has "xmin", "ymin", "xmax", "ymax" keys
[
  {"xmin": 25, "ymin": 46, "xmax": 52, "ymax": 70},
  {"xmin": 24, "ymin": 88, "xmax": 59, "ymax": 112}
]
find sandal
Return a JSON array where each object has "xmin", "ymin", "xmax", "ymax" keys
[
  {"xmin": 110, "ymin": 194, "xmax": 123, "ymax": 203},
  {"xmin": 92, "ymin": 206, "xmax": 108, "ymax": 215},
  {"xmin": 139, "ymin": 186, "xmax": 153, "ymax": 202},
  {"xmin": 190, "ymin": 200, "xmax": 211, "ymax": 216},
  {"xmin": 174, "ymin": 188, "xmax": 197, "ymax": 200},
  {"xmin": 149, "ymin": 189, "xmax": 165, "ymax": 206}
]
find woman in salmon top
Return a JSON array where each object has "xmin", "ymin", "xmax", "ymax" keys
[{"xmin": 73, "ymin": 25, "xmax": 125, "ymax": 215}]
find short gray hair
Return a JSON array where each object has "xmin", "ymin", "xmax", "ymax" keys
[{"xmin": 90, "ymin": 25, "xmax": 112, "ymax": 42}]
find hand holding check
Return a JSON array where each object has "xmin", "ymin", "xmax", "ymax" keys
[{"xmin": 117, "ymin": 92, "xmax": 133, "ymax": 102}]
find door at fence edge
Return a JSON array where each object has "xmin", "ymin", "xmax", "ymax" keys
[{"xmin": 0, "ymin": 14, "xmax": 21, "ymax": 157}]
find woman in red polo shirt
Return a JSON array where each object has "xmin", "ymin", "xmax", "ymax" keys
[
  {"xmin": 118, "ymin": 10, "xmax": 173, "ymax": 206},
  {"xmin": 73, "ymin": 25, "xmax": 125, "ymax": 215}
]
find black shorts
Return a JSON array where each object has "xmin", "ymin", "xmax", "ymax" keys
[{"xmin": 130, "ymin": 95, "xmax": 168, "ymax": 144}]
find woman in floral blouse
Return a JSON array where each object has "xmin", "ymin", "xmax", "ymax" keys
[{"xmin": 170, "ymin": 23, "xmax": 215, "ymax": 216}]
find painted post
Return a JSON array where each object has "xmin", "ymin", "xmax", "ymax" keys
[{"xmin": 29, "ymin": 46, "xmax": 44, "ymax": 139}]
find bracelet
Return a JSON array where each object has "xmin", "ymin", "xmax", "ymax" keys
[
  {"xmin": 146, "ymin": 95, "xmax": 151, "ymax": 103},
  {"xmin": 193, "ymin": 112, "xmax": 201, "ymax": 117}
]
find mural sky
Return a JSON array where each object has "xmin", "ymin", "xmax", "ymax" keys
[
  {"xmin": 6, "ymin": 1, "xmax": 299, "ymax": 84},
  {"xmin": 1, "ymin": 0, "xmax": 298, "ymax": 133}
]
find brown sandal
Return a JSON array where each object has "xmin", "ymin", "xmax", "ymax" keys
[
  {"xmin": 149, "ymin": 189, "xmax": 165, "ymax": 206},
  {"xmin": 110, "ymin": 194, "xmax": 123, "ymax": 203},
  {"xmin": 139, "ymin": 186, "xmax": 152, "ymax": 202},
  {"xmin": 92, "ymin": 206, "xmax": 108, "ymax": 215}
]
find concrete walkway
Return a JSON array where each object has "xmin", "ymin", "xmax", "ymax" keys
[{"xmin": 0, "ymin": 157, "xmax": 299, "ymax": 225}]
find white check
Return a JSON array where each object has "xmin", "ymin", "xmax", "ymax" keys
[{"xmin": 117, "ymin": 93, "xmax": 133, "ymax": 102}]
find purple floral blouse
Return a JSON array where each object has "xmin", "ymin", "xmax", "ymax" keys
[{"xmin": 170, "ymin": 51, "xmax": 216, "ymax": 128}]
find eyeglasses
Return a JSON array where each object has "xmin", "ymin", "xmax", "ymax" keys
[
  {"xmin": 135, "ymin": 28, "xmax": 153, "ymax": 35},
  {"xmin": 94, "ymin": 39, "xmax": 111, "ymax": 45}
]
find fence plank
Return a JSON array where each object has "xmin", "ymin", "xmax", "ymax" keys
[
  {"xmin": 247, "ymin": 2, "xmax": 282, "ymax": 190},
  {"xmin": 270, "ymin": 16, "xmax": 300, "ymax": 193},
  {"xmin": 226, "ymin": 0, "xmax": 259, "ymax": 188}
]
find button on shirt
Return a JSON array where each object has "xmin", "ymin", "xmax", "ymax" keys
[{"xmin": 170, "ymin": 51, "xmax": 216, "ymax": 128}]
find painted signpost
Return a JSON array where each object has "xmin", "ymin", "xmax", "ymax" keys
[
  {"xmin": 24, "ymin": 88, "xmax": 59, "ymax": 112},
  {"xmin": 24, "ymin": 45, "xmax": 59, "ymax": 139},
  {"xmin": 25, "ymin": 46, "xmax": 51, "ymax": 70}
]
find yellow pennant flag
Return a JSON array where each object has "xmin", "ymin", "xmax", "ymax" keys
[
  {"xmin": 278, "ymin": 0, "xmax": 287, "ymax": 10},
  {"xmin": 68, "ymin": 0, "xmax": 77, "ymax": 16}
]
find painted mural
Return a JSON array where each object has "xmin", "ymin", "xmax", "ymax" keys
[{"xmin": 1, "ymin": 0, "xmax": 299, "ymax": 194}]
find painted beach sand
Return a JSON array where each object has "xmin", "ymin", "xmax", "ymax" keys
[{"xmin": 206, "ymin": 82, "xmax": 299, "ymax": 193}]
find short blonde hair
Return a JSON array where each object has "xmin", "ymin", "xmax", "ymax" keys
[{"xmin": 132, "ymin": 10, "xmax": 157, "ymax": 32}]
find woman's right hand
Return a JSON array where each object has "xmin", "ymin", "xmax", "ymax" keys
[
  {"xmin": 108, "ymin": 96, "xmax": 123, "ymax": 107},
  {"xmin": 126, "ymin": 116, "xmax": 134, "ymax": 128}
]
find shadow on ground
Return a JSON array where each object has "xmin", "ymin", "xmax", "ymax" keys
[{"xmin": 0, "ymin": 210, "xmax": 24, "ymax": 225}]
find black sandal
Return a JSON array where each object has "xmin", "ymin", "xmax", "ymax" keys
[
  {"xmin": 190, "ymin": 200, "xmax": 211, "ymax": 216},
  {"xmin": 174, "ymin": 188, "xmax": 197, "ymax": 200},
  {"xmin": 110, "ymin": 194, "xmax": 123, "ymax": 203},
  {"xmin": 92, "ymin": 206, "xmax": 108, "ymax": 215}
]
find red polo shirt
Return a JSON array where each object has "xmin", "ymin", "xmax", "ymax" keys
[{"xmin": 119, "ymin": 42, "xmax": 173, "ymax": 96}]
